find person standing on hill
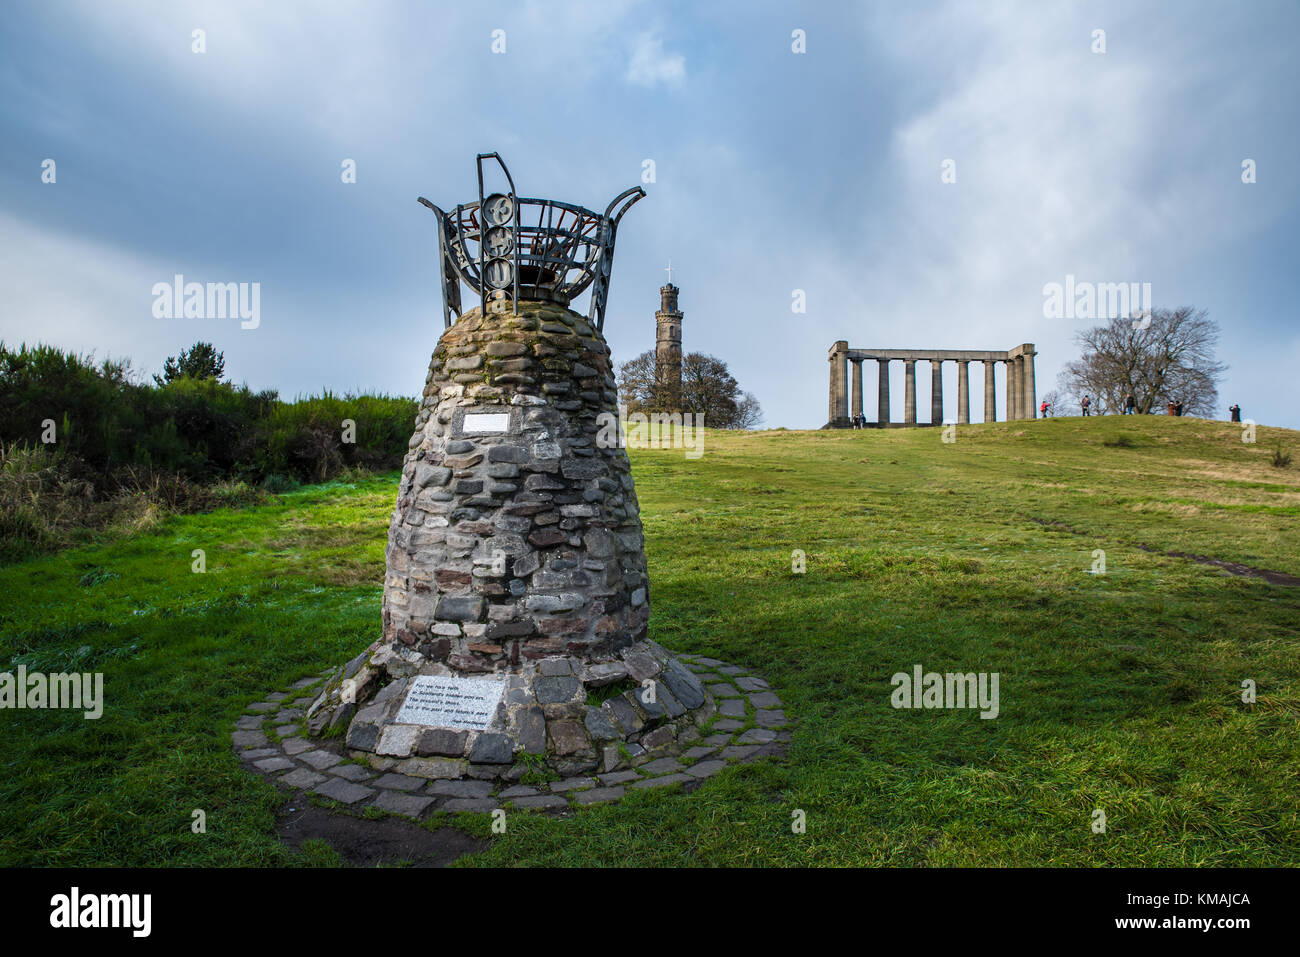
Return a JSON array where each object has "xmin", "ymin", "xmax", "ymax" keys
[
  {"xmin": 1081, "ymin": 395, "xmax": 1092, "ymax": 416},
  {"xmin": 1124, "ymin": 393, "xmax": 1137, "ymax": 415},
  {"xmin": 1229, "ymin": 403, "xmax": 1241, "ymax": 422},
  {"xmin": 1040, "ymin": 399, "xmax": 1050, "ymax": 418},
  {"xmin": 1174, "ymin": 400, "xmax": 1184, "ymax": 417}
]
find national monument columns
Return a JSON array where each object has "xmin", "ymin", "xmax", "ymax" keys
[
  {"xmin": 957, "ymin": 360, "xmax": 970, "ymax": 425},
  {"xmin": 827, "ymin": 341, "xmax": 850, "ymax": 428},
  {"xmin": 930, "ymin": 360, "xmax": 943, "ymax": 425},
  {"xmin": 1008, "ymin": 357, "xmax": 1020, "ymax": 420},
  {"xmin": 877, "ymin": 358, "xmax": 890, "ymax": 428},
  {"xmin": 904, "ymin": 360, "xmax": 917, "ymax": 426},
  {"xmin": 851, "ymin": 358, "xmax": 864, "ymax": 422},
  {"xmin": 823, "ymin": 343, "xmax": 1037, "ymax": 428}
]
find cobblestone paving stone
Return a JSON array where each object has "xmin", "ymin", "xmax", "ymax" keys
[{"xmin": 235, "ymin": 658, "xmax": 790, "ymax": 819}]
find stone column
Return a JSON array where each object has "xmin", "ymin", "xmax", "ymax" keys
[
  {"xmin": 1018, "ymin": 355, "xmax": 1029, "ymax": 418},
  {"xmin": 1013, "ymin": 356, "xmax": 1026, "ymax": 419},
  {"xmin": 1023, "ymin": 346, "xmax": 1037, "ymax": 419},
  {"xmin": 1007, "ymin": 358, "xmax": 1020, "ymax": 420},
  {"xmin": 957, "ymin": 360, "xmax": 970, "ymax": 425},
  {"xmin": 850, "ymin": 358, "xmax": 864, "ymax": 424},
  {"xmin": 930, "ymin": 358, "xmax": 944, "ymax": 425},
  {"xmin": 877, "ymin": 358, "xmax": 890, "ymax": 428},
  {"xmin": 904, "ymin": 360, "xmax": 917, "ymax": 425},
  {"xmin": 827, "ymin": 341, "xmax": 849, "ymax": 428},
  {"xmin": 983, "ymin": 361, "xmax": 996, "ymax": 422}
]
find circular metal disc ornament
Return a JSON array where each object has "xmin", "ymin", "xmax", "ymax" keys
[
  {"xmin": 484, "ymin": 226, "xmax": 513, "ymax": 257},
  {"xmin": 482, "ymin": 193, "xmax": 515, "ymax": 226},
  {"xmin": 483, "ymin": 257, "xmax": 513, "ymax": 289}
]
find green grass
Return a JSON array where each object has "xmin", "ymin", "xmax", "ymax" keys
[{"xmin": 1, "ymin": 416, "xmax": 1297, "ymax": 866}]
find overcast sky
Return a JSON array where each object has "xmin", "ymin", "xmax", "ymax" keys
[{"xmin": 1, "ymin": 0, "xmax": 1296, "ymax": 428}]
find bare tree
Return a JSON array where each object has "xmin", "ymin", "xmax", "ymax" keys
[
  {"xmin": 615, "ymin": 350, "xmax": 657, "ymax": 410},
  {"xmin": 616, "ymin": 350, "xmax": 763, "ymax": 429},
  {"xmin": 1058, "ymin": 308, "xmax": 1226, "ymax": 416},
  {"xmin": 734, "ymin": 392, "xmax": 764, "ymax": 429}
]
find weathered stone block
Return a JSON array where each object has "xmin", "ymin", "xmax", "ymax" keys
[
  {"xmin": 469, "ymin": 733, "xmax": 514, "ymax": 764},
  {"xmin": 535, "ymin": 675, "xmax": 581, "ymax": 704},
  {"xmin": 416, "ymin": 728, "xmax": 468, "ymax": 757},
  {"xmin": 606, "ymin": 694, "xmax": 646, "ymax": 735},
  {"xmin": 376, "ymin": 725, "xmax": 419, "ymax": 757},
  {"xmin": 583, "ymin": 705, "xmax": 621, "ymax": 741},
  {"xmin": 514, "ymin": 706, "xmax": 547, "ymax": 754},
  {"xmin": 434, "ymin": 595, "xmax": 484, "ymax": 622},
  {"xmin": 345, "ymin": 721, "xmax": 381, "ymax": 751},
  {"xmin": 548, "ymin": 720, "xmax": 592, "ymax": 755}
]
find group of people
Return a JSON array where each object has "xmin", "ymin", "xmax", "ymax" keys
[
  {"xmin": 849, "ymin": 413, "xmax": 871, "ymax": 428},
  {"xmin": 1079, "ymin": 392, "xmax": 1241, "ymax": 420}
]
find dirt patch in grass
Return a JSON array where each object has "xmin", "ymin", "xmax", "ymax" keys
[
  {"xmin": 277, "ymin": 801, "xmax": 486, "ymax": 867},
  {"xmin": 1026, "ymin": 514, "xmax": 1299, "ymax": 585},
  {"xmin": 1128, "ymin": 502, "xmax": 1202, "ymax": 516},
  {"xmin": 1135, "ymin": 545, "xmax": 1300, "ymax": 587}
]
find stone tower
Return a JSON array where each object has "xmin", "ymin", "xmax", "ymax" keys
[{"xmin": 655, "ymin": 283, "xmax": 683, "ymax": 409}]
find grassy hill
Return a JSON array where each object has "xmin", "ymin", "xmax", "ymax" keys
[{"xmin": 1, "ymin": 414, "xmax": 1297, "ymax": 866}]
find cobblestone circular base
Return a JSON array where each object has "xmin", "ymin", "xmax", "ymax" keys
[{"xmin": 234, "ymin": 653, "xmax": 789, "ymax": 816}]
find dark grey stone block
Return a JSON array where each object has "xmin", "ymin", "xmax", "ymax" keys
[
  {"xmin": 374, "ymin": 772, "xmax": 424, "ymax": 791},
  {"xmin": 515, "ymin": 706, "xmax": 546, "ymax": 754},
  {"xmin": 535, "ymin": 675, "xmax": 580, "ymax": 704},
  {"xmin": 435, "ymin": 595, "xmax": 484, "ymax": 622},
  {"xmin": 606, "ymin": 694, "xmax": 645, "ymax": 735},
  {"xmin": 373, "ymin": 791, "xmax": 435, "ymax": 818},
  {"xmin": 312, "ymin": 778, "xmax": 375, "ymax": 804},
  {"xmin": 584, "ymin": 705, "xmax": 621, "ymax": 741},
  {"xmin": 427, "ymin": 779, "xmax": 494, "ymax": 798},
  {"xmin": 417, "ymin": 728, "xmax": 468, "ymax": 757},
  {"xmin": 661, "ymin": 660, "xmax": 705, "ymax": 709},
  {"xmin": 346, "ymin": 722, "xmax": 380, "ymax": 751},
  {"xmin": 469, "ymin": 732, "xmax": 514, "ymax": 764}
]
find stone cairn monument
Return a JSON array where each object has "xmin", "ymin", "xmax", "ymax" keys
[{"xmin": 307, "ymin": 154, "xmax": 712, "ymax": 781}]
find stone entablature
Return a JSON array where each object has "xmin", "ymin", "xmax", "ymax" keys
[{"xmin": 825, "ymin": 341, "xmax": 1037, "ymax": 429}]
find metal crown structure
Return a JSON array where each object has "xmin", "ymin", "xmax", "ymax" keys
[{"xmin": 418, "ymin": 153, "xmax": 645, "ymax": 332}]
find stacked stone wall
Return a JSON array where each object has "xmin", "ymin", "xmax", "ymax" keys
[{"xmin": 382, "ymin": 301, "xmax": 650, "ymax": 673}]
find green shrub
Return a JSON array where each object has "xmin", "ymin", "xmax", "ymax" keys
[{"xmin": 0, "ymin": 341, "xmax": 416, "ymax": 487}]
